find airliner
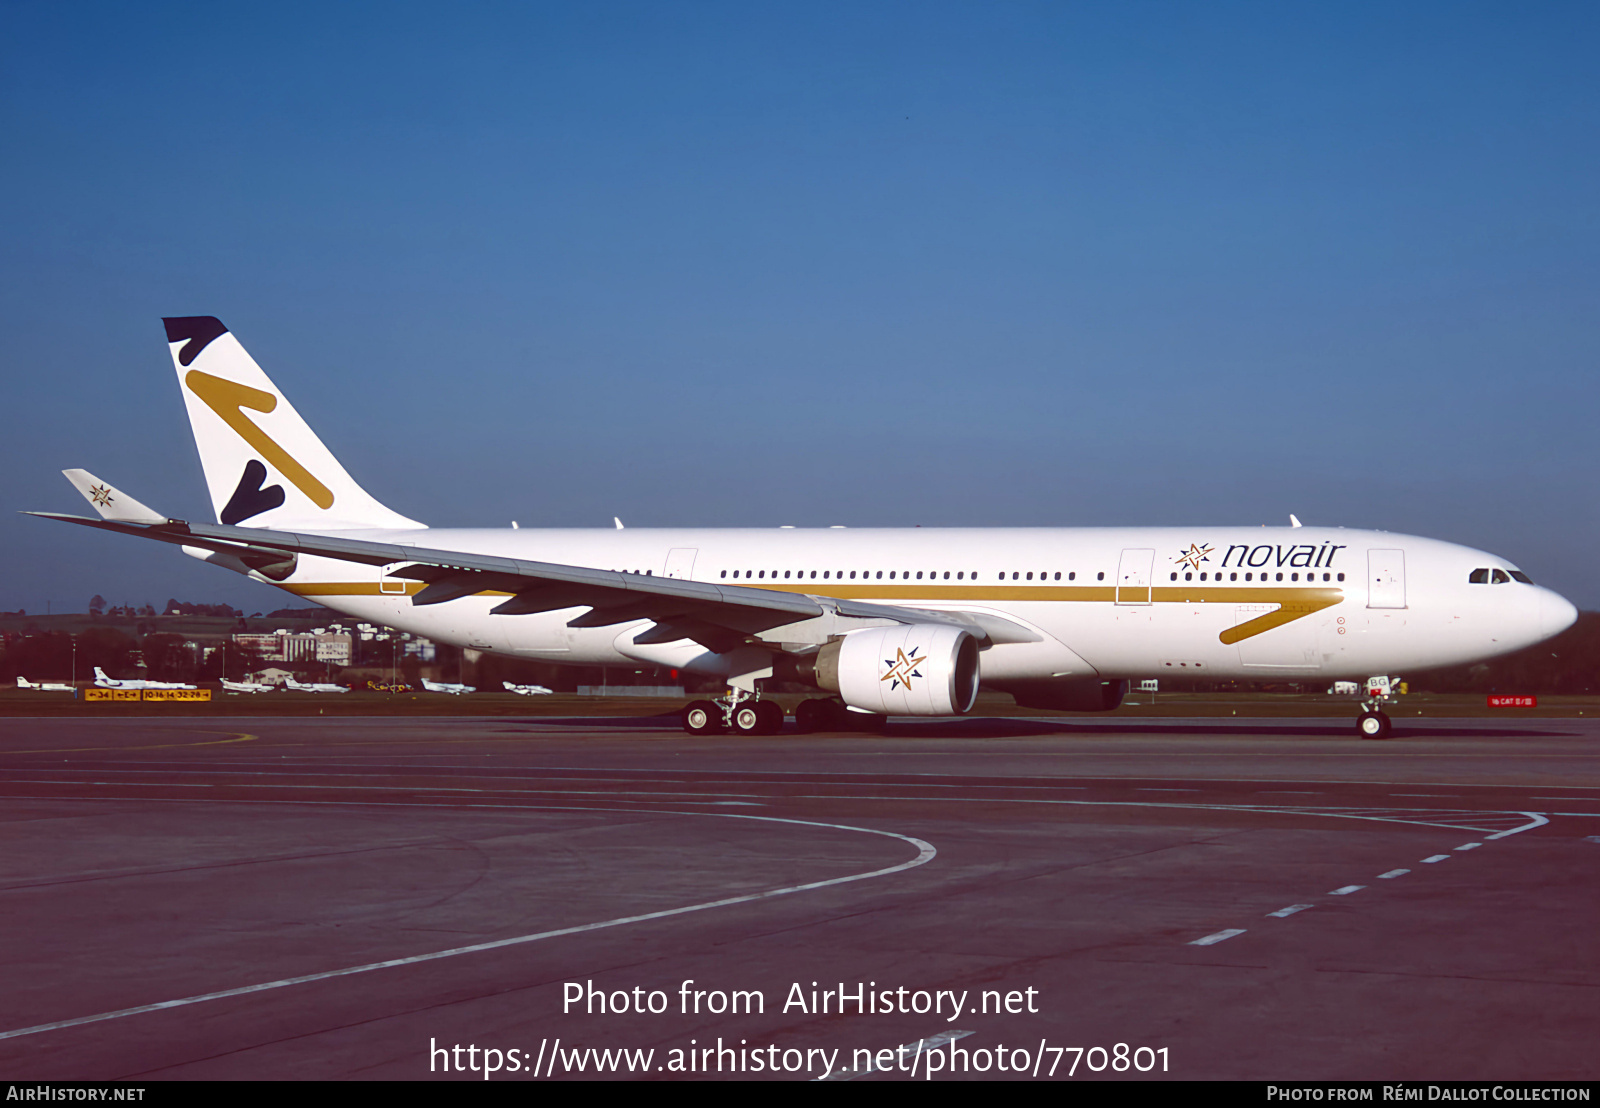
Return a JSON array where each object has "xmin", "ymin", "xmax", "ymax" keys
[
  {"xmin": 30, "ymin": 317, "xmax": 1578, "ymax": 739},
  {"xmin": 93, "ymin": 666, "xmax": 197, "ymax": 691},
  {"xmin": 220, "ymin": 677, "xmax": 273, "ymax": 694}
]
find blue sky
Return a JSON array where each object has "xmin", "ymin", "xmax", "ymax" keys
[{"xmin": 3, "ymin": 1, "xmax": 1598, "ymax": 612}]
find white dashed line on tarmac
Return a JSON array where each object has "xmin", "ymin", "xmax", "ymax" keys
[
  {"xmin": 1421, "ymin": 854, "xmax": 1451, "ymax": 863},
  {"xmin": 1330, "ymin": 885, "xmax": 1365, "ymax": 895},
  {"xmin": 1266, "ymin": 904, "xmax": 1313, "ymax": 918},
  {"xmin": 1455, "ymin": 843, "xmax": 1481, "ymax": 851},
  {"xmin": 1378, "ymin": 869, "xmax": 1410, "ymax": 879},
  {"xmin": 1191, "ymin": 929, "xmax": 1247, "ymax": 946}
]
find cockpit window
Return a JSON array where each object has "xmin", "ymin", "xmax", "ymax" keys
[
  {"xmin": 1469, "ymin": 568, "xmax": 1489, "ymax": 584},
  {"xmin": 1491, "ymin": 569, "xmax": 1511, "ymax": 584},
  {"xmin": 1509, "ymin": 570, "xmax": 1533, "ymax": 584}
]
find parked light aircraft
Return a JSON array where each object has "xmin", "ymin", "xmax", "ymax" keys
[
  {"xmin": 93, "ymin": 666, "xmax": 196, "ymax": 691},
  {"xmin": 284, "ymin": 676, "xmax": 348, "ymax": 694},
  {"xmin": 32, "ymin": 317, "xmax": 1579, "ymax": 739},
  {"xmin": 221, "ymin": 677, "xmax": 273, "ymax": 693},
  {"xmin": 503, "ymin": 681, "xmax": 555, "ymax": 696},
  {"xmin": 16, "ymin": 677, "xmax": 74, "ymax": 692},
  {"xmin": 421, "ymin": 678, "xmax": 476, "ymax": 695}
]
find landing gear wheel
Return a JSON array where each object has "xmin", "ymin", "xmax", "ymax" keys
[
  {"xmin": 683, "ymin": 700, "xmax": 721, "ymax": 735},
  {"xmin": 731, "ymin": 703, "xmax": 763, "ymax": 735},
  {"xmin": 753, "ymin": 700, "xmax": 784, "ymax": 736},
  {"xmin": 1357, "ymin": 710, "xmax": 1391, "ymax": 740}
]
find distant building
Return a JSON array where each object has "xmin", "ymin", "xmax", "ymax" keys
[{"xmin": 315, "ymin": 632, "xmax": 352, "ymax": 666}]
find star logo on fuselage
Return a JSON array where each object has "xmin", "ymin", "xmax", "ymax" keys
[
  {"xmin": 89, "ymin": 484, "xmax": 114, "ymax": 507},
  {"xmin": 881, "ymin": 646, "xmax": 928, "ymax": 691},
  {"xmin": 1174, "ymin": 543, "xmax": 1213, "ymax": 572}
]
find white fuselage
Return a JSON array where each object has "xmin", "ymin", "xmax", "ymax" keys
[{"xmin": 258, "ymin": 525, "xmax": 1575, "ymax": 684}]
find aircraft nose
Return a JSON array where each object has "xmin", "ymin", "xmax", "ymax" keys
[{"xmin": 1539, "ymin": 588, "xmax": 1578, "ymax": 640}]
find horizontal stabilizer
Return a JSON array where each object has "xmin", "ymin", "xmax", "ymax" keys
[{"xmin": 62, "ymin": 470, "xmax": 167, "ymax": 525}]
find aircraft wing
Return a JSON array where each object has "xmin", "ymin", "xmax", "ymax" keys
[{"xmin": 29, "ymin": 512, "xmax": 1024, "ymax": 654}]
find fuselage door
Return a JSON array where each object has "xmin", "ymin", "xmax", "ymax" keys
[
  {"xmin": 663, "ymin": 547, "xmax": 698, "ymax": 580},
  {"xmin": 1116, "ymin": 548, "xmax": 1155, "ymax": 605},
  {"xmin": 1367, "ymin": 549, "xmax": 1406, "ymax": 609}
]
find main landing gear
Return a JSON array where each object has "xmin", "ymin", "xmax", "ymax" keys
[
  {"xmin": 1355, "ymin": 675, "xmax": 1400, "ymax": 740},
  {"xmin": 680, "ymin": 694, "xmax": 889, "ymax": 736},
  {"xmin": 682, "ymin": 689, "xmax": 783, "ymax": 736}
]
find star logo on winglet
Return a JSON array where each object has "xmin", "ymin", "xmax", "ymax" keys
[{"xmin": 881, "ymin": 646, "xmax": 928, "ymax": 691}]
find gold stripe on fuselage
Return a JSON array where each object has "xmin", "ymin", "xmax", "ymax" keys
[{"xmin": 277, "ymin": 581, "xmax": 1345, "ymax": 644}]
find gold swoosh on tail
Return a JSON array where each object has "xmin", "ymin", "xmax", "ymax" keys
[{"xmin": 185, "ymin": 370, "xmax": 334, "ymax": 509}]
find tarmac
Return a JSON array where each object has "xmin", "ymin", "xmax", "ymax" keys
[{"xmin": 0, "ymin": 712, "xmax": 1596, "ymax": 1081}]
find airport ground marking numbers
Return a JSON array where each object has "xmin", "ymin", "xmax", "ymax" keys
[{"xmin": 0, "ymin": 801, "xmax": 935, "ymax": 1044}]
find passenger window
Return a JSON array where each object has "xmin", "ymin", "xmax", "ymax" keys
[
  {"xmin": 1491, "ymin": 569, "xmax": 1510, "ymax": 584},
  {"xmin": 1097, "ymin": 572, "xmax": 1104, "ymax": 581},
  {"xmin": 1170, "ymin": 572, "xmax": 1178, "ymax": 581},
  {"xmin": 1469, "ymin": 568, "xmax": 1489, "ymax": 584},
  {"xmin": 1069, "ymin": 572, "xmax": 1075, "ymax": 580}
]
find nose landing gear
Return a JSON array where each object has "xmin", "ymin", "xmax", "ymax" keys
[{"xmin": 1355, "ymin": 675, "xmax": 1400, "ymax": 739}]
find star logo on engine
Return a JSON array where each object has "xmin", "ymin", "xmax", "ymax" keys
[
  {"xmin": 1174, "ymin": 543, "xmax": 1213, "ymax": 572},
  {"xmin": 89, "ymin": 484, "xmax": 115, "ymax": 508},
  {"xmin": 881, "ymin": 646, "xmax": 928, "ymax": 691}
]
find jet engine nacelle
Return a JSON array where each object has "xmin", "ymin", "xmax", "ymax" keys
[{"xmin": 831, "ymin": 625, "xmax": 981, "ymax": 716}]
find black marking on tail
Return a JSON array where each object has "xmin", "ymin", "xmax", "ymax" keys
[
  {"xmin": 221, "ymin": 459, "xmax": 285, "ymax": 524},
  {"xmin": 162, "ymin": 317, "xmax": 229, "ymax": 366}
]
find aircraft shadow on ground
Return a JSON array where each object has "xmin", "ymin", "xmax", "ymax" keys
[{"xmin": 503, "ymin": 715, "xmax": 1573, "ymax": 740}]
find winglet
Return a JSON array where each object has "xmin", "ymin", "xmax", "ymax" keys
[
  {"xmin": 62, "ymin": 470, "xmax": 169, "ymax": 525},
  {"xmin": 1289, "ymin": 514, "xmax": 1303, "ymax": 528}
]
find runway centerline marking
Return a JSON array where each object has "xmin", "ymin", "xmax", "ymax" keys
[
  {"xmin": 1266, "ymin": 904, "xmax": 1313, "ymax": 918},
  {"xmin": 1330, "ymin": 885, "xmax": 1365, "ymax": 895},
  {"xmin": 0, "ymin": 803, "xmax": 935, "ymax": 1044},
  {"xmin": 1421, "ymin": 854, "xmax": 1451, "ymax": 863},
  {"xmin": 1191, "ymin": 928, "xmax": 1247, "ymax": 946},
  {"xmin": 1378, "ymin": 869, "xmax": 1410, "ymax": 879}
]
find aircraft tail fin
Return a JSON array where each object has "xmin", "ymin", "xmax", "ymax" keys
[{"xmin": 162, "ymin": 317, "xmax": 424, "ymax": 532}]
